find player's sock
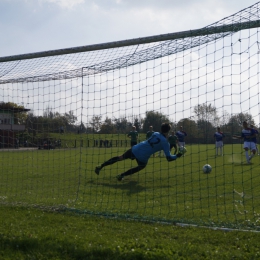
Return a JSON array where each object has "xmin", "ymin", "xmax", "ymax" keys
[
  {"xmin": 101, "ymin": 156, "xmax": 120, "ymax": 167},
  {"xmin": 122, "ymin": 165, "xmax": 145, "ymax": 177},
  {"xmin": 249, "ymin": 153, "xmax": 255, "ymax": 161},
  {"xmin": 245, "ymin": 151, "xmax": 249, "ymax": 162}
]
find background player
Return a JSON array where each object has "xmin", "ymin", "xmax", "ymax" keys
[
  {"xmin": 127, "ymin": 126, "xmax": 139, "ymax": 147},
  {"xmin": 146, "ymin": 126, "xmax": 154, "ymax": 140},
  {"xmin": 168, "ymin": 130, "xmax": 179, "ymax": 155},
  {"xmin": 158, "ymin": 130, "xmax": 178, "ymax": 157},
  {"xmin": 214, "ymin": 127, "xmax": 225, "ymax": 156},
  {"xmin": 95, "ymin": 123, "xmax": 185, "ymax": 181},
  {"xmin": 250, "ymin": 124, "xmax": 259, "ymax": 155},
  {"xmin": 176, "ymin": 126, "xmax": 187, "ymax": 149},
  {"xmin": 233, "ymin": 121, "xmax": 256, "ymax": 164}
]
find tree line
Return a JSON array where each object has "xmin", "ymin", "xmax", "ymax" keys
[
  {"xmin": 6, "ymin": 102, "xmax": 259, "ymax": 144},
  {"xmin": 87, "ymin": 104, "xmax": 258, "ymax": 144}
]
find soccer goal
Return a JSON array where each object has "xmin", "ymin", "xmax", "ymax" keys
[{"xmin": 1, "ymin": 2, "xmax": 260, "ymax": 231}]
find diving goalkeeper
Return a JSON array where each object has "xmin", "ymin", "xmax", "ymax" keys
[{"xmin": 95, "ymin": 123, "xmax": 186, "ymax": 181}]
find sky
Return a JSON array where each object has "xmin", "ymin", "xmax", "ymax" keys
[
  {"xmin": 0, "ymin": 0, "xmax": 258, "ymax": 57},
  {"xmin": 1, "ymin": 0, "xmax": 260, "ymax": 127}
]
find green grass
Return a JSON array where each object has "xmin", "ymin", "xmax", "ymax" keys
[
  {"xmin": 0, "ymin": 143, "xmax": 260, "ymax": 230},
  {"xmin": 1, "ymin": 144, "xmax": 260, "ymax": 258},
  {"xmin": 0, "ymin": 205, "xmax": 260, "ymax": 260}
]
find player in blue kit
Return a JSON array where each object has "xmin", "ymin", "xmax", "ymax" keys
[
  {"xmin": 214, "ymin": 127, "xmax": 225, "ymax": 156},
  {"xmin": 233, "ymin": 121, "xmax": 257, "ymax": 164},
  {"xmin": 95, "ymin": 123, "xmax": 185, "ymax": 181},
  {"xmin": 176, "ymin": 126, "xmax": 187, "ymax": 148},
  {"xmin": 250, "ymin": 124, "xmax": 259, "ymax": 155}
]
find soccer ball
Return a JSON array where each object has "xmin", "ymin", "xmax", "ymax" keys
[
  {"xmin": 179, "ymin": 146, "xmax": 187, "ymax": 154},
  {"xmin": 202, "ymin": 164, "xmax": 212, "ymax": 174}
]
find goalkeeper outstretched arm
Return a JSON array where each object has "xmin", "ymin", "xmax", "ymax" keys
[{"xmin": 164, "ymin": 146, "xmax": 185, "ymax": 161}]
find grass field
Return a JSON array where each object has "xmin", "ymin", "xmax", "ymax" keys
[
  {"xmin": 1, "ymin": 142, "xmax": 260, "ymax": 259},
  {"xmin": 1, "ymin": 142, "xmax": 260, "ymax": 230},
  {"xmin": 1, "ymin": 206, "xmax": 260, "ymax": 259}
]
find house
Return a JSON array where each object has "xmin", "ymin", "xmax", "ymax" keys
[{"xmin": 0, "ymin": 102, "xmax": 30, "ymax": 148}]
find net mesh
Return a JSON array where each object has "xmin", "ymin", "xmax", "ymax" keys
[{"xmin": 0, "ymin": 2, "xmax": 260, "ymax": 230}]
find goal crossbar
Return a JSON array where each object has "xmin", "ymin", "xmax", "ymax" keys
[{"xmin": 1, "ymin": 19, "xmax": 260, "ymax": 63}]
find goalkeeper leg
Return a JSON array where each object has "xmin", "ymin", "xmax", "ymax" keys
[
  {"xmin": 117, "ymin": 159, "xmax": 146, "ymax": 181},
  {"xmin": 95, "ymin": 149, "xmax": 134, "ymax": 175},
  {"xmin": 95, "ymin": 156, "xmax": 120, "ymax": 175}
]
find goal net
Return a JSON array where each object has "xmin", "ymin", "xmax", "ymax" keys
[{"xmin": 1, "ymin": 2, "xmax": 260, "ymax": 231}]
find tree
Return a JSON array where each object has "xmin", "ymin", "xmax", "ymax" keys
[
  {"xmin": 26, "ymin": 108, "xmax": 81, "ymax": 134},
  {"xmin": 77, "ymin": 122, "xmax": 87, "ymax": 133},
  {"xmin": 43, "ymin": 107, "xmax": 55, "ymax": 119},
  {"xmin": 113, "ymin": 117, "xmax": 130, "ymax": 133},
  {"xmin": 193, "ymin": 103, "xmax": 219, "ymax": 127},
  {"xmin": 133, "ymin": 117, "xmax": 142, "ymax": 132},
  {"xmin": 196, "ymin": 119, "xmax": 215, "ymax": 144},
  {"xmin": 142, "ymin": 111, "xmax": 170, "ymax": 133},
  {"xmin": 99, "ymin": 117, "xmax": 116, "ymax": 134},
  {"xmin": 42, "ymin": 108, "xmax": 69, "ymax": 133},
  {"xmin": 219, "ymin": 110, "xmax": 230, "ymax": 127},
  {"xmin": 64, "ymin": 110, "xmax": 77, "ymax": 125},
  {"xmin": 26, "ymin": 112, "xmax": 38, "ymax": 135},
  {"xmin": 227, "ymin": 112, "xmax": 255, "ymax": 134},
  {"xmin": 89, "ymin": 115, "xmax": 102, "ymax": 133}
]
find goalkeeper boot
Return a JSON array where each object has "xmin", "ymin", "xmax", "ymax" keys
[
  {"xmin": 176, "ymin": 152, "xmax": 183, "ymax": 158},
  {"xmin": 95, "ymin": 165, "xmax": 102, "ymax": 175},
  {"xmin": 116, "ymin": 174, "xmax": 124, "ymax": 181}
]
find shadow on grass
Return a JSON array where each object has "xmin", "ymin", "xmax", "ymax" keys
[
  {"xmin": 87, "ymin": 180, "xmax": 146, "ymax": 196},
  {"xmin": 0, "ymin": 235, "xmax": 142, "ymax": 260}
]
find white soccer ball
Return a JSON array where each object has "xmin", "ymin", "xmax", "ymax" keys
[
  {"xmin": 202, "ymin": 164, "xmax": 212, "ymax": 174},
  {"xmin": 179, "ymin": 146, "xmax": 187, "ymax": 154}
]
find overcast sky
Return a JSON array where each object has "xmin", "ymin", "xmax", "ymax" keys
[
  {"xmin": 0, "ymin": 0, "xmax": 258, "ymax": 57},
  {"xmin": 1, "ymin": 0, "xmax": 260, "ymax": 126}
]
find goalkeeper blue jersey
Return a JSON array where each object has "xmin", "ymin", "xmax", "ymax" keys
[{"xmin": 132, "ymin": 132, "xmax": 177, "ymax": 163}]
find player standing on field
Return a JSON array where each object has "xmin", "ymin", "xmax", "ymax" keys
[
  {"xmin": 250, "ymin": 124, "xmax": 259, "ymax": 155},
  {"xmin": 214, "ymin": 127, "xmax": 225, "ymax": 156},
  {"xmin": 176, "ymin": 126, "xmax": 187, "ymax": 148},
  {"xmin": 168, "ymin": 130, "xmax": 179, "ymax": 155},
  {"xmin": 95, "ymin": 123, "xmax": 186, "ymax": 181},
  {"xmin": 127, "ymin": 126, "xmax": 139, "ymax": 147},
  {"xmin": 146, "ymin": 126, "xmax": 154, "ymax": 140},
  {"xmin": 233, "ymin": 121, "xmax": 257, "ymax": 164}
]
